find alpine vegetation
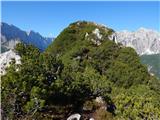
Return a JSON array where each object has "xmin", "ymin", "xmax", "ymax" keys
[{"xmin": 2, "ymin": 21, "xmax": 160, "ymax": 120}]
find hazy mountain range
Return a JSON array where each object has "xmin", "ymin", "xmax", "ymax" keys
[{"xmin": 1, "ymin": 22, "xmax": 53, "ymax": 52}]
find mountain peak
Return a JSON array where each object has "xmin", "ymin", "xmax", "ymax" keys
[
  {"xmin": 116, "ymin": 28, "xmax": 160, "ymax": 55},
  {"xmin": 1, "ymin": 22, "xmax": 53, "ymax": 52},
  {"xmin": 46, "ymin": 21, "xmax": 115, "ymax": 54},
  {"xmin": 26, "ymin": 30, "xmax": 35, "ymax": 35}
]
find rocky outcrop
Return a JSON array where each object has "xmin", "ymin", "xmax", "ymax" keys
[{"xmin": 0, "ymin": 50, "xmax": 21, "ymax": 75}]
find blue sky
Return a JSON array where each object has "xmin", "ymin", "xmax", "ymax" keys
[{"xmin": 1, "ymin": 1, "xmax": 160, "ymax": 37}]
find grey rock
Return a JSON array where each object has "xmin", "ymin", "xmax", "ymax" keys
[{"xmin": 116, "ymin": 28, "xmax": 160, "ymax": 55}]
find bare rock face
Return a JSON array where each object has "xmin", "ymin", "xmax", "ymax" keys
[
  {"xmin": 108, "ymin": 33, "xmax": 118, "ymax": 44},
  {"xmin": 92, "ymin": 28, "xmax": 103, "ymax": 40},
  {"xmin": 67, "ymin": 113, "xmax": 81, "ymax": 120},
  {"xmin": 0, "ymin": 50, "xmax": 21, "ymax": 75},
  {"xmin": 116, "ymin": 28, "xmax": 160, "ymax": 55},
  {"xmin": 85, "ymin": 28, "xmax": 104, "ymax": 46}
]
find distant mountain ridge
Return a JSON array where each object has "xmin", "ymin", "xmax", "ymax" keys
[
  {"xmin": 116, "ymin": 28, "xmax": 160, "ymax": 55},
  {"xmin": 1, "ymin": 22, "xmax": 53, "ymax": 52}
]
